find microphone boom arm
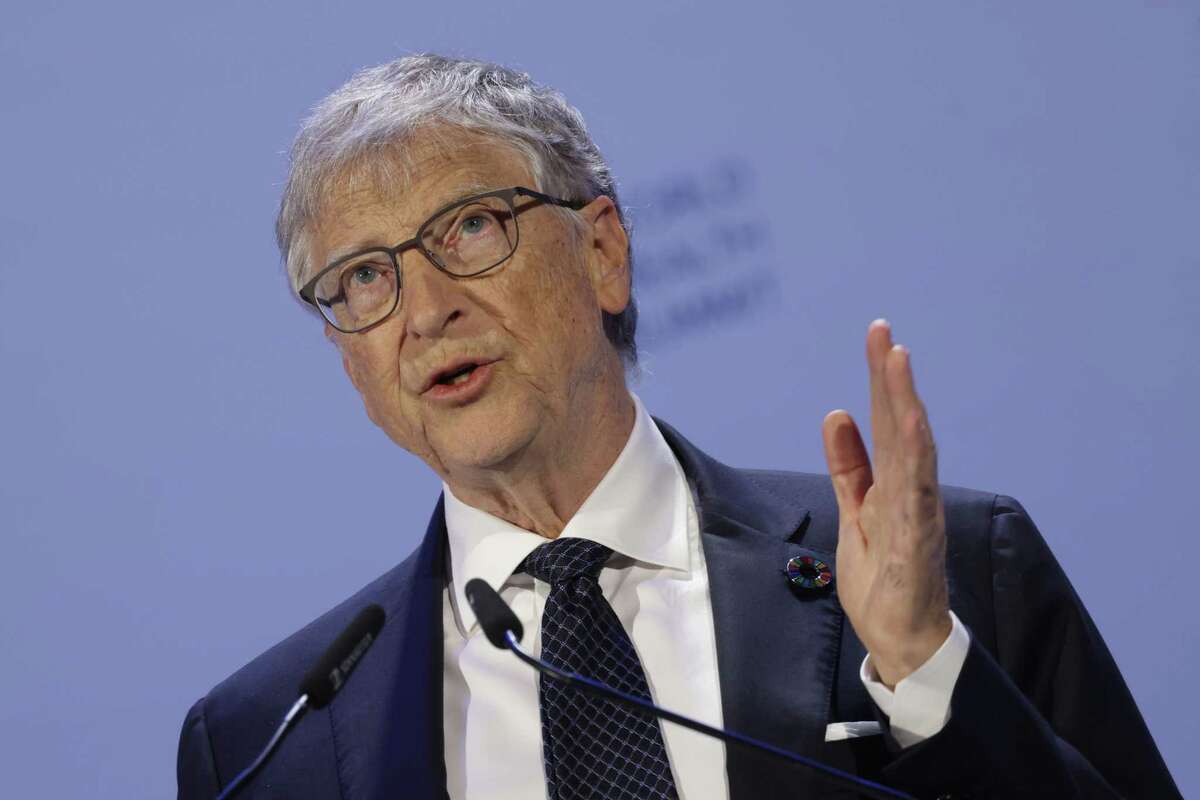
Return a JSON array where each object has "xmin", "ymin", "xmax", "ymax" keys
[
  {"xmin": 215, "ymin": 695, "xmax": 310, "ymax": 800},
  {"xmin": 504, "ymin": 631, "xmax": 916, "ymax": 800}
]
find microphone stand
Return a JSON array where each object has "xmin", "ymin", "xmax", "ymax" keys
[
  {"xmin": 503, "ymin": 631, "xmax": 917, "ymax": 800},
  {"xmin": 215, "ymin": 695, "xmax": 309, "ymax": 800}
]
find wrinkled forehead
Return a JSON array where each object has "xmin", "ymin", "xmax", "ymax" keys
[{"xmin": 302, "ymin": 127, "xmax": 538, "ymax": 281}]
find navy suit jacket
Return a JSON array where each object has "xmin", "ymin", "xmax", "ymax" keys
[{"xmin": 178, "ymin": 421, "xmax": 1179, "ymax": 799}]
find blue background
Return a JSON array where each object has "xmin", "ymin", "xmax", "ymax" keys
[{"xmin": 2, "ymin": 1, "xmax": 1197, "ymax": 796}]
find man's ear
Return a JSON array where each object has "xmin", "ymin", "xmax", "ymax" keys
[
  {"xmin": 326, "ymin": 323, "xmax": 364, "ymax": 393},
  {"xmin": 580, "ymin": 195, "xmax": 631, "ymax": 315}
]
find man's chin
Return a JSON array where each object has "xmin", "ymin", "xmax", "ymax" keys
[{"xmin": 429, "ymin": 407, "xmax": 543, "ymax": 475}]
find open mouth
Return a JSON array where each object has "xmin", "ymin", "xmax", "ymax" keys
[
  {"xmin": 436, "ymin": 363, "xmax": 479, "ymax": 387},
  {"xmin": 424, "ymin": 358, "xmax": 499, "ymax": 396}
]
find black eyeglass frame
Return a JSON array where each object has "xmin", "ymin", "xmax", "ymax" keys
[{"xmin": 298, "ymin": 186, "xmax": 586, "ymax": 333}]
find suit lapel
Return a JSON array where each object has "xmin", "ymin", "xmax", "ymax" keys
[
  {"xmin": 656, "ymin": 421, "xmax": 849, "ymax": 799},
  {"xmin": 329, "ymin": 498, "xmax": 450, "ymax": 800},
  {"xmin": 323, "ymin": 424, "xmax": 850, "ymax": 799}
]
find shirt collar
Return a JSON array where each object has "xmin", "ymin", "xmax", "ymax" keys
[{"xmin": 444, "ymin": 393, "xmax": 692, "ymax": 635}]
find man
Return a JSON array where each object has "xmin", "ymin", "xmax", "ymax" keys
[{"xmin": 177, "ymin": 54, "xmax": 1179, "ymax": 799}]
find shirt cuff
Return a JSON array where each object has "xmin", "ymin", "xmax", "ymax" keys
[{"xmin": 859, "ymin": 611, "xmax": 971, "ymax": 749}]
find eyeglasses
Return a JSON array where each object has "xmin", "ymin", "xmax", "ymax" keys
[{"xmin": 299, "ymin": 186, "xmax": 585, "ymax": 333}]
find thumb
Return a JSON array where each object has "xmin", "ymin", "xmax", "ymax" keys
[{"xmin": 822, "ymin": 410, "xmax": 873, "ymax": 518}]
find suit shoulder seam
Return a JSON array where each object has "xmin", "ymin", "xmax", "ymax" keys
[
  {"xmin": 198, "ymin": 695, "xmax": 223, "ymax": 791},
  {"xmin": 986, "ymin": 492, "xmax": 1001, "ymax": 662}
]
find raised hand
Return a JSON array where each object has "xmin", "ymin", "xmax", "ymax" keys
[{"xmin": 822, "ymin": 320, "xmax": 952, "ymax": 688}]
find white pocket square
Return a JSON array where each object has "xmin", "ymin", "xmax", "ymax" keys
[{"xmin": 824, "ymin": 721, "xmax": 883, "ymax": 742}]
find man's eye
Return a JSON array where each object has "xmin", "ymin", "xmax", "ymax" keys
[
  {"xmin": 351, "ymin": 266, "xmax": 380, "ymax": 285},
  {"xmin": 459, "ymin": 214, "xmax": 491, "ymax": 236}
]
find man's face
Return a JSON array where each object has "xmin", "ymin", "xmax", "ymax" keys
[{"xmin": 307, "ymin": 128, "xmax": 630, "ymax": 481}]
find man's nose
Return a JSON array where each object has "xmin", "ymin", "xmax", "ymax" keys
[{"xmin": 401, "ymin": 252, "xmax": 464, "ymax": 339}]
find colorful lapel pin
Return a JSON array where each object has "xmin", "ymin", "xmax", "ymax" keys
[{"xmin": 785, "ymin": 554, "xmax": 833, "ymax": 593}]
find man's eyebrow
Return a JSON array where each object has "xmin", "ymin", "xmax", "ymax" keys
[
  {"xmin": 326, "ymin": 238, "xmax": 397, "ymax": 263},
  {"xmin": 316, "ymin": 180, "xmax": 503, "ymax": 270},
  {"xmin": 427, "ymin": 180, "xmax": 494, "ymax": 212}
]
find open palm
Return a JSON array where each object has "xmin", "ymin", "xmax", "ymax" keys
[{"xmin": 822, "ymin": 320, "xmax": 952, "ymax": 688}]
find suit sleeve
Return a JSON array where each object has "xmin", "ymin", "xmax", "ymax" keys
[
  {"xmin": 878, "ymin": 495, "xmax": 1180, "ymax": 799},
  {"xmin": 177, "ymin": 696, "xmax": 222, "ymax": 800}
]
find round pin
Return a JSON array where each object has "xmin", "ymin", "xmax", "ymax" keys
[{"xmin": 786, "ymin": 555, "xmax": 833, "ymax": 592}]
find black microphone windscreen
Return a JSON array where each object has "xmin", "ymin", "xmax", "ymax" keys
[
  {"xmin": 464, "ymin": 578, "xmax": 523, "ymax": 649},
  {"xmin": 298, "ymin": 603, "xmax": 385, "ymax": 709}
]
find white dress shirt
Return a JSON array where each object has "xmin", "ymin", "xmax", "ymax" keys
[{"xmin": 441, "ymin": 394, "xmax": 969, "ymax": 799}]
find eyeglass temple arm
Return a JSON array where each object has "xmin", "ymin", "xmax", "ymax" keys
[{"xmin": 514, "ymin": 187, "xmax": 588, "ymax": 210}]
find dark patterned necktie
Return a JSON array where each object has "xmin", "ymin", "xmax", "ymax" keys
[{"xmin": 521, "ymin": 537, "xmax": 679, "ymax": 800}]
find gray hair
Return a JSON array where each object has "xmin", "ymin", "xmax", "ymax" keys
[{"xmin": 275, "ymin": 54, "xmax": 637, "ymax": 365}]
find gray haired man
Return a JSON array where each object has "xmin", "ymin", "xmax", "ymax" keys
[{"xmin": 178, "ymin": 55, "xmax": 1178, "ymax": 799}]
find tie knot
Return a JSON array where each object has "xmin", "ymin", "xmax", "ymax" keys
[{"xmin": 521, "ymin": 538, "xmax": 613, "ymax": 585}]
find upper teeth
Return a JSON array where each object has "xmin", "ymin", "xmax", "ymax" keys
[{"xmin": 441, "ymin": 364, "xmax": 476, "ymax": 385}]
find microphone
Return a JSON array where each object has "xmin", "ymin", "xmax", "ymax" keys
[
  {"xmin": 299, "ymin": 603, "xmax": 386, "ymax": 708},
  {"xmin": 465, "ymin": 575, "xmax": 524, "ymax": 648},
  {"xmin": 215, "ymin": 604, "xmax": 386, "ymax": 800},
  {"xmin": 463, "ymin": 579, "xmax": 916, "ymax": 800}
]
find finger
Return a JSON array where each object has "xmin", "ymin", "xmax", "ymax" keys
[
  {"xmin": 867, "ymin": 320, "xmax": 897, "ymax": 452},
  {"xmin": 884, "ymin": 345, "xmax": 939, "ymax": 483},
  {"xmin": 822, "ymin": 410, "xmax": 873, "ymax": 518}
]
